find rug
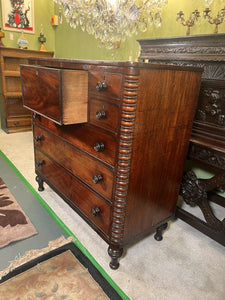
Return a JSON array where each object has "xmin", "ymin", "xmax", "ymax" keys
[
  {"xmin": 0, "ymin": 177, "xmax": 37, "ymax": 248},
  {"xmin": 0, "ymin": 242, "xmax": 123, "ymax": 300}
]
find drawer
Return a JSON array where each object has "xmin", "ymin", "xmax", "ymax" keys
[
  {"xmin": 89, "ymin": 71, "xmax": 122, "ymax": 99},
  {"xmin": 70, "ymin": 177, "xmax": 111, "ymax": 236},
  {"xmin": 35, "ymin": 149, "xmax": 111, "ymax": 236},
  {"xmin": 89, "ymin": 98, "xmax": 120, "ymax": 133},
  {"xmin": 21, "ymin": 65, "xmax": 88, "ymax": 125},
  {"xmin": 7, "ymin": 117, "xmax": 31, "ymax": 128},
  {"xmin": 35, "ymin": 148, "xmax": 73, "ymax": 200},
  {"xmin": 34, "ymin": 117, "xmax": 117, "ymax": 166},
  {"xmin": 34, "ymin": 126, "xmax": 114, "ymax": 200}
]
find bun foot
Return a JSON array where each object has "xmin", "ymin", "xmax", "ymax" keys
[
  {"xmin": 108, "ymin": 246, "xmax": 123, "ymax": 270},
  {"xmin": 154, "ymin": 223, "xmax": 168, "ymax": 241},
  {"xmin": 36, "ymin": 175, "xmax": 44, "ymax": 191}
]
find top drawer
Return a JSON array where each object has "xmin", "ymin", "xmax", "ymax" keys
[
  {"xmin": 89, "ymin": 71, "xmax": 122, "ymax": 100},
  {"xmin": 20, "ymin": 65, "xmax": 88, "ymax": 125}
]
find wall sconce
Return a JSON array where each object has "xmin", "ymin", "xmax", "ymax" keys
[
  {"xmin": 203, "ymin": 7, "xmax": 225, "ymax": 34},
  {"xmin": 176, "ymin": 10, "xmax": 201, "ymax": 35}
]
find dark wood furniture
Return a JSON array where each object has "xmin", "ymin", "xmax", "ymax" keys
[
  {"xmin": 21, "ymin": 58, "xmax": 202, "ymax": 268},
  {"xmin": 0, "ymin": 47, "xmax": 54, "ymax": 133},
  {"xmin": 138, "ymin": 34, "xmax": 225, "ymax": 246}
]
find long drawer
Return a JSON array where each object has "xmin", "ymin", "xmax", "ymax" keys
[
  {"xmin": 35, "ymin": 149, "xmax": 111, "ymax": 236},
  {"xmin": 34, "ymin": 125, "xmax": 114, "ymax": 200},
  {"xmin": 34, "ymin": 117, "xmax": 117, "ymax": 166}
]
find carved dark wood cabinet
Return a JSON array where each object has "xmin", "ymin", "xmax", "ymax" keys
[
  {"xmin": 21, "ymin": 58, "xmax": 202, "ymax": 268},
  {"xmin": 138, "ymin": 34, "xmax": 225, "ymax": 246}
]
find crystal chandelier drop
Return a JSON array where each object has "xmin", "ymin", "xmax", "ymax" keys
[{"xmin": 53, "ymin": 0, "xmax": 168, "ymax": 49}]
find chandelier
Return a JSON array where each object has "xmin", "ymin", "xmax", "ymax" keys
[{"xmin": 53, "ymin": 0, "xmax": 168, "ymax": 49}]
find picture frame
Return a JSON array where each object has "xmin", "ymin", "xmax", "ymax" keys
[{"xmin": 1, "ymin": 0, "xmax": 34, "ymax": 33}]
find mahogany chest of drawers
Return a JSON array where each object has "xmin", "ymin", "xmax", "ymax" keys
[{"xmin": 21, "ymin": 58, "xmax": 202, "ymax": 268}]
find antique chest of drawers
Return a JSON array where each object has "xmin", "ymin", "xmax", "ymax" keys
[{"xmin": 21, "ymin": 58, "xmax": 202, "ymax": 269}]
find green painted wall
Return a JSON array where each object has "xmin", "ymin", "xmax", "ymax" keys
[
  {"xmin": 54, "ymin": 0, "xmax": 225, "ymax": 60},
  {"xmin": 0, "ymin": 0, "xmax": 55, "ymax": 51}
]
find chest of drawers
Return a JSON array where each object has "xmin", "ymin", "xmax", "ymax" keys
[{"xmin": 21, "ymin": 58, "xmax": 202, "ymax": 269}]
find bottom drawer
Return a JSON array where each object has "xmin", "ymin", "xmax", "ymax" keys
[
  {"xmin": 7, "ymin": 117, "xmax": 31, "ymax": 128},
  {"xmin": 35, "ymin": 149, "xmax": 111, "ymax": 236}
]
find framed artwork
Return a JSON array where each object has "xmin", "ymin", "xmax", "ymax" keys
[{"xmin": 1, "ymin": 0, "xmax": 34, "ymax": 33}]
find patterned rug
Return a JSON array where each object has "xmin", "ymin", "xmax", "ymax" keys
[
  {"xmin": 0, "ymin": 242, "xmax": 122, "ymax": 300},
  {"xmin": 0, "ymin": 177, "xmax": 37, "ymax": 248}
]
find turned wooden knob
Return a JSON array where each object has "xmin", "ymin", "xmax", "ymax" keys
[
  {"xmin": 36, "ymin": 160, "xmax": 44, "ymax": 167},
  {"xmin": 34, "ymin": 135, "xmax": 42, "ymax": 142},
  {"xmin": 92, "ymin": 174, "xmax": 103, "ymax": 184},
  {"xmin": 96, "ymin": 110, "xmax": 106, "ymax": 120},
  {"xmin": 91, "ymin": 207, "xmax": 101, "ymax": 216},
  {"xmin": 94, "ymin": 142, "xmax": 105, "ymax": 152},
  {"xmin": 96, "ymin": 77, "xmax": 107, "ymax": 91}
]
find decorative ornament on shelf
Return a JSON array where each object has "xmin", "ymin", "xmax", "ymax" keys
[
  {"xmin": 17, "ymin": 31, "xmax": 29, "ymax": 49},
  {"xmin": 0, "ymin": 28, "xmax": 5, "ymax": 47},
  {"xmin": 38, "ymin": 25, "xmax": 47, "ymax": 51},
  {"xmin": 176, "ymin": 10, "xmax": 201, "ymax": 35},
  {"xmin": 53, "ymin": 0, "xmax": 168, "ymax": 49},
  {"xmin": 203, "ymin": 7, "xmax": 225, "ymax": 34}
]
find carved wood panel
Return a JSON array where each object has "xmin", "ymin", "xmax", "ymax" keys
[{"xmin": 195, "ymin": 82, "xmax": 225, "ymax": 127}]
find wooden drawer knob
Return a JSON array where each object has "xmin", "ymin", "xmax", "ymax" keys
[
  {"xmin": 91, "ymin": 207, "xmax": 101, "ymax": 217},
  {"xmin": 36, "ymin": 160, "xmax": 44, "ymax": 167},
  {"xmin": 94, "ymin": 142, "xmax": 105, "ymax": 152},
  {"xmin": 96, "ymin": 77, "xmax": 107, "ymax": 91},
  {"xmin": 34, "ymin": 135, "xmax": 42, "ymax": 142},
  {"xmin": 96, "ymin": 110, "xmax": 106, "ymax": 120},
  {"xmin": 92, "ymin": 174, "xmax": 103, "ymax": 184}
]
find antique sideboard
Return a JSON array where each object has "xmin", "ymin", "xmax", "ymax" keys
[
  {"xmin": 138, "ymin": 34, "xmax": 225, "ymax": 246},
  {"xmin": 21, "ymin": 58, "xmax": 202, "ymax": 268}
]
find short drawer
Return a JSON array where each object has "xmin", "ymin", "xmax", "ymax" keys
[
  {"xmin": 34, "ymin": 126, "xmax": 114, "ymax": 200},
  {"xmin": 89, "ymin": 98, "xmax": 120, "ymax": 133},
  {"xmin": 89, "ymin": 71, "xmax": 122, "ymax": 99},
  {"xmin": 21, "ymin": 65, "xmax": 88, "ymax": 125},
  {"xmin": 34, "ymin": 117, "xmax": 117, "ymax": 166},
  {"xmin": 7, "ymin": 117, "xmax": 31, "ymax": 128},
  {"xmin": 35, "ymin": 149, "xmax": 111, "ymax": 236}
]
